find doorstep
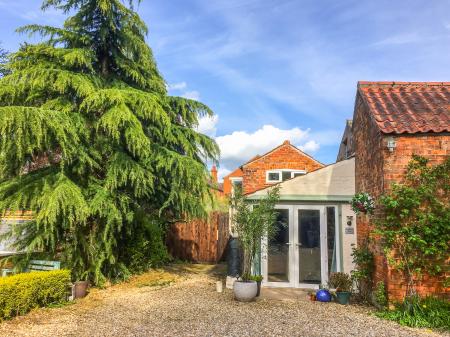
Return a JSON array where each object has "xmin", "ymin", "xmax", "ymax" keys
[{"xmin": 259, "ymin": 287, "xmax": 310, "ymax": 302}]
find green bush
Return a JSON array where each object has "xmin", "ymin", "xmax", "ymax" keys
[
  {"xmin": 0, "ymin": 270, "xmax": 70, "ymax": 320},
  {"xmin": 376, "ymin": 296, "xmax": 450, "ymax": 331}
]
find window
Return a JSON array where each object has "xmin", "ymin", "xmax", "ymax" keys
[
  {"xmin": 230, "ymin": 178, "xmax": 243, "ymax": 195},
  {"xmin": 266, "ymin": 169, "xmax": 306, "ymax": 183},
  {"xmin": 267, "ymin": 172, "xmax": 281, "ymax": 182}
]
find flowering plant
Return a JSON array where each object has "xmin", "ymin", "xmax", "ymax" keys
[{"xmin": 351, "ymin": 192, "xmax": 375, "ymax": 214}]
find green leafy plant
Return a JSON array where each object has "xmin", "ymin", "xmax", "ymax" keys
[
  {"xmin": 350, "ymin": 243, "xmax": 374, "ymax": 301},
  {"xmin": 0, "ymin": 0, "xmax": 219, "ymax": 285},
  {"xmin": 376, "ymin": 156, "xmax": 449, "ymax": 297},
  {"xmin": 231, "ymin": 187, "xmax": 280, "ymax": 281},
  {"xmin": 376, "ymin": 296, "xmax": 450, "ymax": 331},
  {"xmin": 250, "ymin": 275, "xmax": 263, "ymax": 282},
  {"xmin": 351, "ymin": 192, "xmax": 375, "ymax": 214},
  {"xmin": 373, "ymin": 281, "xmax": 387, "ymax": 309},
  {"xmin": 328, "ymin": 272, "xmax": 353, "ymax": 292},
  {"xmin": 0, "ymin": 270, "xmax": 70, "ymax": 320}
]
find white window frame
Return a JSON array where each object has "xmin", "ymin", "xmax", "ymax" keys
[
  {"xmin": 265, "ymin": 169, "xmax": 307, "ymax": 183},
  {"xmin": 230, "ymin": 177, "xmax": 243, "ymax": 196}
]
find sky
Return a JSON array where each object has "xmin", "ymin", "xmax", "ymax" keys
[{"xmin": 1, "ymin": 0, "xmax": 450, "ymax": 180}]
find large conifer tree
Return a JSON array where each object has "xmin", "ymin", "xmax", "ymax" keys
[{"xmin": 0, "ymin": 0, "xmax": 219, "ymax": 283}]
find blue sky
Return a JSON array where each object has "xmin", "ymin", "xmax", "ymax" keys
[{"xmin": 1, "ymin": 0, "xmax": 450, "ymax": 179}]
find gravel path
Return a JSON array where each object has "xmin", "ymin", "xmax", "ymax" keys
[{"xmin": 0, "ymin": 265, "xmax": 446, "ymax": 337}]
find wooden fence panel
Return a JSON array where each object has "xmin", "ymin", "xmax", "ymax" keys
[{"xmin": 166, "ymin": 212, "xmax": 229, "ymax": 263}]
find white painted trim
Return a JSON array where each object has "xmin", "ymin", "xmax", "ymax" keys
[
  {"xmin": 261, "ymin": 204, "xmax": 342, "ymax": 289},
  {"xmin": 261, "ymin": 204, "xmax": 294, "ymax": 288},
  {"xmin": 229, "ymin": 177, "xmax": 243, "ymax": 182},
  {"xmin": 265, "ymin": 169, "xmax": 307, "ymax": 183}
]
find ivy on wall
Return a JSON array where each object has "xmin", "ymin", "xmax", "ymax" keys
[{"xmin": 376, "ymin": 155, "xmax": 450, "ymax": 297}]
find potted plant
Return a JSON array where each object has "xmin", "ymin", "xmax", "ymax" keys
[
  {"xmin": 231, "ymin": 187, "xmax": 280, "ymax": 302},
  {"xmin": 328, "ymin": 272, "xmax": 353, "ymax": 305},
  {"xmin": 250, "ymin": 275, "xmax": 263, "ymax": 297},
  {"xmin": 350, "ymin": 192, "xmax": 375, "ymax": 215}
]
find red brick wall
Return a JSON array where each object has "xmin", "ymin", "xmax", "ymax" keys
[
  {"xmin": 382, "ymin": 133, "xmax": 450, "ymax": 300},
  {"xmin": 222, "ymin": 167, "xmax": 243, "ymax": 195},
  {"xmin": 354, "ymin": 92, "xmax": 450, "ymax": 300},
  {"xmin": 353, "ymin": 93, "xmax": 389, "ymax": 287},
  {"xmin": 242, "ymin": 142, "xmax": 323, "ymax": 195}
]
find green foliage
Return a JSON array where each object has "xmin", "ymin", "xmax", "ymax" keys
[
  {"xmin": 350, "ymin": 192, "xmax": 375, "ymax": 215},
  {"xmin": 373, "ymin": 281, "xmax": 388, "ymax": 309},
  {"xmin": 376, "ymin": 156, "xmax": 449, "ymax": 296},
  {"xmin": 376, "ymin": 296, "xmax": 450, "ymax": 331},
  {"xmin": 0, "ymin": 270, "xmax": 70, "ymax": 320},
  {"xmin": 231, "ymin": 187, "xmax": 280, "ymax": 281},
  {"xmin": 250, "ymin": 274, "xmax": 263, "ymax": 282},
  {"xmin": 0, "ymin": 0, "xmax": 219, "ymax": 285},
  {"xmin": 328, "ymin": 272, "xmax": 353, "ymax": 292},
  {"xmin": 0, "ymin": 43, "xmax": 9, "ymax": 77},
  {"xmin": 350, "ymin": 243, "xmax": 374, "ymax": 301}
]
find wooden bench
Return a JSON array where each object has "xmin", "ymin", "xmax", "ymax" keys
[{"xmin": 1, "ymin": 260, "xmax": 61, "ymax": 277}]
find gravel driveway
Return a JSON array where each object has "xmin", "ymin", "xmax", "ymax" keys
[{"xmin": 0, "ymin": 264, "xmax": 446, "ymax": 337}]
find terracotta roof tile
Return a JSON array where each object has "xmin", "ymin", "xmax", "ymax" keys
[{"xmin": 358, "ymin": 81, "xmax": 450, "ymax": 134}]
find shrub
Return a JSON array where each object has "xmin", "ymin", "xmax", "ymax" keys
[
  {"xmin": 373, "ymin": 281, "xmax": 387, "ymax": 309},
  {"xmin": 376, "ymin": 156, "xmax": 449, "ymax": 296},
  {"xmin": 0, "ymin": 270, "xmax": 70, "ymax": 320},
  {"xmin": 351, "ymin": 243, "xmax": 374, "ymax": 302},
  {"xmin": 376, "ymin": 296, "xmax": 450, "ymax": 331},
  {"xmin": 328, "ymin": 272, "xmax": 353, "ymax": 292}
]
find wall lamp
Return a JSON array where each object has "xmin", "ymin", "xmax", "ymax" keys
[{"xmin": 387, "ymin": 137, "xmax": 396, "ymax": 152}]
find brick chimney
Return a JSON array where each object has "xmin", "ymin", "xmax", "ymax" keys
[{"xmin": 211, "ymin": 165, "xmax": 218, "ymax": 183}]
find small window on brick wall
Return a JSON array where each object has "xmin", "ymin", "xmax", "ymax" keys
[{"xmin": 266, "ymin": 169, "xmax": 306, "ymax": 183}]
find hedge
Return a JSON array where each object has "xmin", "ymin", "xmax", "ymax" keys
[{"xmin": 0, "ymin": 270, "xmax": 70, "ymax": 320}]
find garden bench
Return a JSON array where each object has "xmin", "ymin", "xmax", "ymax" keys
[{"xmin": 1, "ymin": 260, "xmax": 61, "ymax": 277}]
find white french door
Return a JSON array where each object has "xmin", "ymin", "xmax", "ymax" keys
[{"xmin": 261, "ymin": 205, "xmax": 339, "ymax": 288}]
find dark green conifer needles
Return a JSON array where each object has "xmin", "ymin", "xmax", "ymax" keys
[{"xmin": 0, "ymin": 0, "xmax": 219, "ymax": 284}]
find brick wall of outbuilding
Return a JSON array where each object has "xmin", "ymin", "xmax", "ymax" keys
[
  {"xmin": 242, "ymin": 142, "xmax": 323, "ymax": 195},
  {"xmin": 354, "ymin": 92, "xmax": 450, "ymax": 300}
]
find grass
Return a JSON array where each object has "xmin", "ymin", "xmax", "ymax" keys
[{"xmin": 376, "ymin": 296, "xmax": 450, "ymax": 332}]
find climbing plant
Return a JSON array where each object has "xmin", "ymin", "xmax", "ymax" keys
[
  {"xmin": 376, "ymin": 155, "xmax": 450, "ymax": 297},
  {"xmin": 0, "ymin": 0, "xmax": 219, "ymax": 284}
]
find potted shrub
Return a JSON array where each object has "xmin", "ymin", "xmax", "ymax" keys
[
  {"xmin": 328, "ymin": 272, "xmax": 353, "ymax": 305},
  {"xmin": 250, "ymin": 275, "xmax": 263, "ymax": 297},
  {"xmin": 231, "ymin": 187, "xmax": 280, "ymax": 302}
]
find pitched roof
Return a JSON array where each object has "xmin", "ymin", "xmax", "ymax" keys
[
  {"xmin": 241, "ymin": 140, "xmax": 323, "ymax": 168},
  {"xmin": 358, "ymin": 81, "xmax": 450, "ymax": 134}
]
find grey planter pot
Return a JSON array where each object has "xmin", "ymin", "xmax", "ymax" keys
[{"xmin": 233, "ymin": 280, "xmax": 257, "ymax": 302}]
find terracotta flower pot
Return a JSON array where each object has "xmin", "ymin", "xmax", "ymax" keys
[{"xmin": 74, "ymin": 281, "xmax": 89, "ymax": 299}]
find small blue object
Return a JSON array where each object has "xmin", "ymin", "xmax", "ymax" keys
[{"xmin": 316, "ymin": 289, "xmax": 332, "ymax": 302}]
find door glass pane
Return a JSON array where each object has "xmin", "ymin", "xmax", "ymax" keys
[
  {"xmin": 267, "ymin": 209, "xmax": 289, "ymax": 282},
  {"xmin": 298, "ymin": 210, "xmax": 321, "ymax": 284},
  {"xmin": 327, "ymin": 207, "xmax": 337, "ymax": 273}
]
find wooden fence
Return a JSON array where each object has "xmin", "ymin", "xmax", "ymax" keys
[{"xmin": 166, "ymin": 212, "xmax": 229, "ymax": 263}]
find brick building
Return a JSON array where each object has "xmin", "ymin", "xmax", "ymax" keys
[
  {"xmin": 223, "ymin": 140, "xmax": 324, "ymax": 196},
  {"xmin": 352, "ymin": 81, "xmax": 450, "ymax": 300}
]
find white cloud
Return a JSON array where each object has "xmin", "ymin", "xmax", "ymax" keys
[
  {"xmin": 167, "ymin": 82, "xmax": 187, "ymax": 90},
  {"xmin": 217, "ymin": 167, "xmax": 232, "ymax": 181},
  {"xmin": 215, "ymin": 124, "xmax": 321, "ymax": 180},
  {"xmin": 299, "ymin": 140, "xmax": 320, "ymax": 152},
  {"xmin": 197, "ymin": 115, "xmax": 218, "ymax": 137},
  {"xmin": 181, "ymin": 90, "xmax": 200, "ymax": 101}
]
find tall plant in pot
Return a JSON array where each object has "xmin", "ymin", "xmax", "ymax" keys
[{"xmin": 231, "ymin": 186, "xmax": 280, "ymax": 302}]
